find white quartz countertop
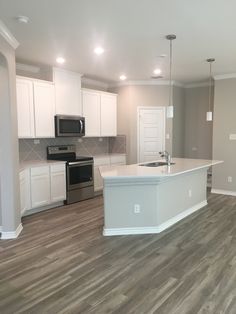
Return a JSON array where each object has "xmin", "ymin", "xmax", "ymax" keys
[
  {"xmin": 99, "ymin": 158, "xmax": 223, "ymax": 179},
  {"xmin": 19, "ymin": 160, "xmax": 66, "ymax": 171}
]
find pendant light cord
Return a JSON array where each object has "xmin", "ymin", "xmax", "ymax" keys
[
  {"xmin": 169, "ymin": 39, "xmax": 173, "ymax": 107},
  {"xmin": 208, "ymin": 61, "xmax": 212, "ymax": 112}
]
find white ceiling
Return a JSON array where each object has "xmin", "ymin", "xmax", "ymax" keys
[{"xmin": 0, "ymin": 0, "xmax": 236, "ymax": 84}]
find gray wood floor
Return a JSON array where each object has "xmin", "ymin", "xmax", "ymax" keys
[{"xmin": 1, "ymin": 192, "xmax": 236, "ymax": 314}]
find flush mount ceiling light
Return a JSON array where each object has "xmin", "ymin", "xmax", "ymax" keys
[
  {"xmin": 16, "ymin": 15, "xmax": 29, "ymax": 24},
  {"xmin": 56, "ymin": 57, "xmax": 66, "ymax": 64},
  {"xmin": 206, "ymin": 58, "xmax": 215, "ymax": 122},
  {"xmin": 166, "ymin": 34, "xmax": 176, "ymax": 119},
  {"xmin": 153, "ymin": 68, "xmax": 162, "ymax": 75},
  {"xmin": 94, "ymin": 46, "xmax": 105, "ymax": 55},
  {"xmin": 119, "ymin": 74, "xmax": 127, "ymax": 81}
]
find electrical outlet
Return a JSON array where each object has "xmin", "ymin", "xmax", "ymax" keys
[
  {"xmin": 228, "ymin": 176, "xmax": 233, "ymax": 183},
  {"xmin": 34, "ymin": 139, "xmax": 40, "ymax": 144},
  {"xmin": 134, "ymin": 204, "xmax": 141, "ymax": 214},
  {"xmin": 166, "ymin": 133, "xmax": 170, "ymax": 140},
  {"xmin": 99, "ymin": 138, "xmax": 103, "ymax": 142},
  {"xmin": 188, "ymin": 189, "xmax": 192, "ymax": 197},
  {"xmin": 78, "ymin": 138, "xmax": 83, "ymax": 143},
  {"xmin": 192, "ymin": 147, "xmax": 197, "ymax": 151}
]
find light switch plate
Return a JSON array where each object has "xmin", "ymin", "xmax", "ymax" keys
[{"xmin": 229, "ymin": 134, "xmax": 236, "ymax": 140}]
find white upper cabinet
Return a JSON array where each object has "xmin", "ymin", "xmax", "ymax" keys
[
  {"xmin": 82, "ymin": 89, "xmax": 117, "ymax": 137},
  {"xmin": 100, "ymin": 94, "xmax": 117, "ymax": 136},
  {"xmin": 82, "ymin": 90, "xmax": 101, "ymax": 136},
  {"xmin": 53, "ymin": 68, "xmax": 82, "ymax": 116},
  {"xmin": 16, "ymin": 76, "xmax": 55, "ymax": 138},
  {"xmin": 16, "ymin": 78, "xmax": 35, "ymax": 138},
  {"xmin": 33, "ymin": 81, "xmax": 55, "ymax": 138}
]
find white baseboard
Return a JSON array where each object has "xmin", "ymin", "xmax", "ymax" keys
[
  {"xmin": 157, "ymin": 200, "xmax": 207, "ymax": 232},
  {"xmin": 1, "ymin": 223, "xmax": 23, "ymax": 240},
  {"xmin": 211, "ymin": 189, "xmax": 236, "ymax": 196},
  {"xmin": 103, "ymin": 200, "xmax": 207, "ymax": 236}
]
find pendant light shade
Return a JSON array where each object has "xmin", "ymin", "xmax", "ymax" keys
[
  {"xmin": 166, "ymin": 34, "xmax": 176, "ymax": 119},
  {"xmin": 206, "ymin": 58, "xmax": 215, "ymax": 122}
]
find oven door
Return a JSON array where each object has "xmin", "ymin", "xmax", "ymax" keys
[{"xmin": 67, "ymin": 161, "xmax": 93, "ymax": 191}]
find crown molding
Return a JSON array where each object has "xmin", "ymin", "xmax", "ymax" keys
[
  {"xmin": 214, "ymin": 73, "xmax": 236, "ymax": 80},
  {"xmin": 81, "ymin": 77, "xmax": 109, "ymax": 90},
  {"xmin": 109, "ymin": 80, "xmax": 184, "ymax": 88},
  {"xmin": 0, "ymin": 19, "xmax": 19, "ymax": 49},
  {"xmin": 16, "ymin": 62, "xmax": 41, "ymax": 73},
  {"xmin": 184, "ymin": 81, "xmax": 212, "ymax": 88}
]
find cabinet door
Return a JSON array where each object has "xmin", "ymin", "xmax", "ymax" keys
[
  {"xmin": 94, "ymin": 166, "xmax": 104, "ymax": 192},
  {"xmin": 19, "ymin": 169, "xmax": 31, "ymax": 215},
  {"xmin": 33, "ymin": 81, "xmax": 55, "ymax": 138},
  {"xmin": 54, "ymin": 68, "xmax": 82, "ymax": 116},
  {"xmin": 16, "ymin": 78, "xmax": 35, "ymax": 138},
  {"xmin": 30, "ymin": 166, "xmax": 50, "ymax": 208},
  {"xmin": 50, "ymin": 164, "xmax": 66, "ymax": 202},
  {"xmin": 100, "ymin": 94, "xmax": 117, "ymax": 136},
  {"xmin": 93, "ymin": 156, "xmax": 110, "ymax": 191},
  {"xmin": 82, "ymin": 90, "xmax": 101, "ymax": 136}
]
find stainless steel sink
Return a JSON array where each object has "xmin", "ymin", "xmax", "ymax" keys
[{"xmin": 139, "ymin": 161, "xmax": 175, "ymax": 167}]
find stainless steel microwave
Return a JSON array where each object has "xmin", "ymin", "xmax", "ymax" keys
[{"xmin": 55, "ymin": 115, "xmax": 85, "ymax": 137}]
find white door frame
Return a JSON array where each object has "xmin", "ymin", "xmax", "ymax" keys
[{"xmin": 137, "ymin": 106, "xmax": 166, "ymax": 163}]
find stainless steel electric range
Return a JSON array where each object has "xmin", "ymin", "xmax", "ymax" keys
[{"xmin": 47, "ymin": 145, "xmax": 94, "ymax": 204}]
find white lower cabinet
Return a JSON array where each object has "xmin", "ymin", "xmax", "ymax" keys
[
  {"xmin": 94, "ymin": 155, "xmax": 126, "ymax": 192},
  {"xmin": 50, "ymin": 164, "xmax": 66, "ymax": 202},
  {"xmin": 94, "ymin": 156, "xmax": 110, "ymax": 192},
  {"xmin": 19, "ymin": 169, "xmax": 31, "ymax": 215},
  {"xmin": 20, "ymin": 162, "xmax": 66, "ymax": 214},
  {"xmin": 31, "ymin": 166, "xmax": 51, "ymax": 208}
]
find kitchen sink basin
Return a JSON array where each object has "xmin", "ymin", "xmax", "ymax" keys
[{"xmin": 139, "ymin": 161, "xmax": 175, "ymax": 167}]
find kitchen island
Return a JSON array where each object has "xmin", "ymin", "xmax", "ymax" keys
[{"xmin": 99, "ymin": 158, "xmax": 222, "ymax": 236}]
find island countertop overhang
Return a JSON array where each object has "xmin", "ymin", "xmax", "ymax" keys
[{"xmin": 99, "ymin": 158, "xmax": 223, "ymax": 181}]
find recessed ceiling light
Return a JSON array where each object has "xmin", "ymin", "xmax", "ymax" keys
[
  {"xmin": 16, "ymin": 15, "xmax": 29, "ymax": 24},
  {"xmin": 153, "ymin": 68, "xmax": 162, "ymax": 75},
  {"xmin": 56, "ymin": 57, "xmax": 65, "ymax": 64},
  {"xmin": 94, "ymin": 46, "xmax": 105, "ymax": 55},
  {"xmin": 119, "ymin": 75, "xmax": 127, "ymax": 81}
]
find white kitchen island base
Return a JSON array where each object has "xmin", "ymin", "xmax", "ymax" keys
[{"xmin": 100, "ymin": 158, "xmax": 222, "ymax": 236}]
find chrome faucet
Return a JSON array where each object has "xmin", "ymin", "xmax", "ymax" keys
[{"xmin": 159, "ymin": 151, "xmax": 171, "ymax": 166}]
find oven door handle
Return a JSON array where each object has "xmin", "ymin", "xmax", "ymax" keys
[{"xmin": 68, "ymin": 161, "xmax": 93, "ymax": 166}]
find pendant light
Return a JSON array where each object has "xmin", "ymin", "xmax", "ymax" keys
[
  {"xmin": 166, "ymin": 34, "xmax": 176, "ymax": 118},
  {"xmin": 206, "ymin": 58, "xmax": 215, "ymax": 121}
]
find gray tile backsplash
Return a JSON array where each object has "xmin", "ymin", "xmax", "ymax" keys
[{"xmin": 19, "ymin": 136, "xmax": 126, "ymax": 161}]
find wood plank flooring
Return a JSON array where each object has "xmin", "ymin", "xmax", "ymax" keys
[{"xmin": 1, "ymin": 192, "xmax": 236, "ymax": 314}]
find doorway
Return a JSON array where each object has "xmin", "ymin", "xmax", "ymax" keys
[{"xmin": 137, "ymin": 107, "xmax": 165, "ymax": 163}]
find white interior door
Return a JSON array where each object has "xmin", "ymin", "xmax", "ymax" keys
[{"xmin": 138, "ymin": 107, "xmax": 165, "ymax": 162}]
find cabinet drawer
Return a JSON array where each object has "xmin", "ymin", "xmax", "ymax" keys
[
  {"xmin": 50, "ymin": 163, "xmax": 65, "ymax": 173},
  {"xmin": 94, "ymin": 156, "xmax": 110, "ymax": 166},
  {"xmin": 31, "ymin": 166, "xmax": 50, "ymax": 176},
  {"xmin": 110, "ymin": 155, "xmax": 126, "ymax": 165}
]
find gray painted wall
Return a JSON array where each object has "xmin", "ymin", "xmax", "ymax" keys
[
  {"xmin": 0, "ymin": 35, "xmax": 21, "ymax": 233},
  {"xmin": 109, "ymin": 85, "xmax": 186, "ymax": 164},
  {"xmin": 212, "ymin": 78, "xmax": 236, "ymax": 192},
  {"xmin": 172, "ymin": 87, "xmax": 185, "ymax": 157},
  {"xmin": 184, "ymin": 87, "xmax": 213, "ymax": 159}
]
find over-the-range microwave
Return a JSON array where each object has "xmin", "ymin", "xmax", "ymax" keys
[{"xmin": 55, "ymin": 115, "xmax": 85, "ymax": 137}]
